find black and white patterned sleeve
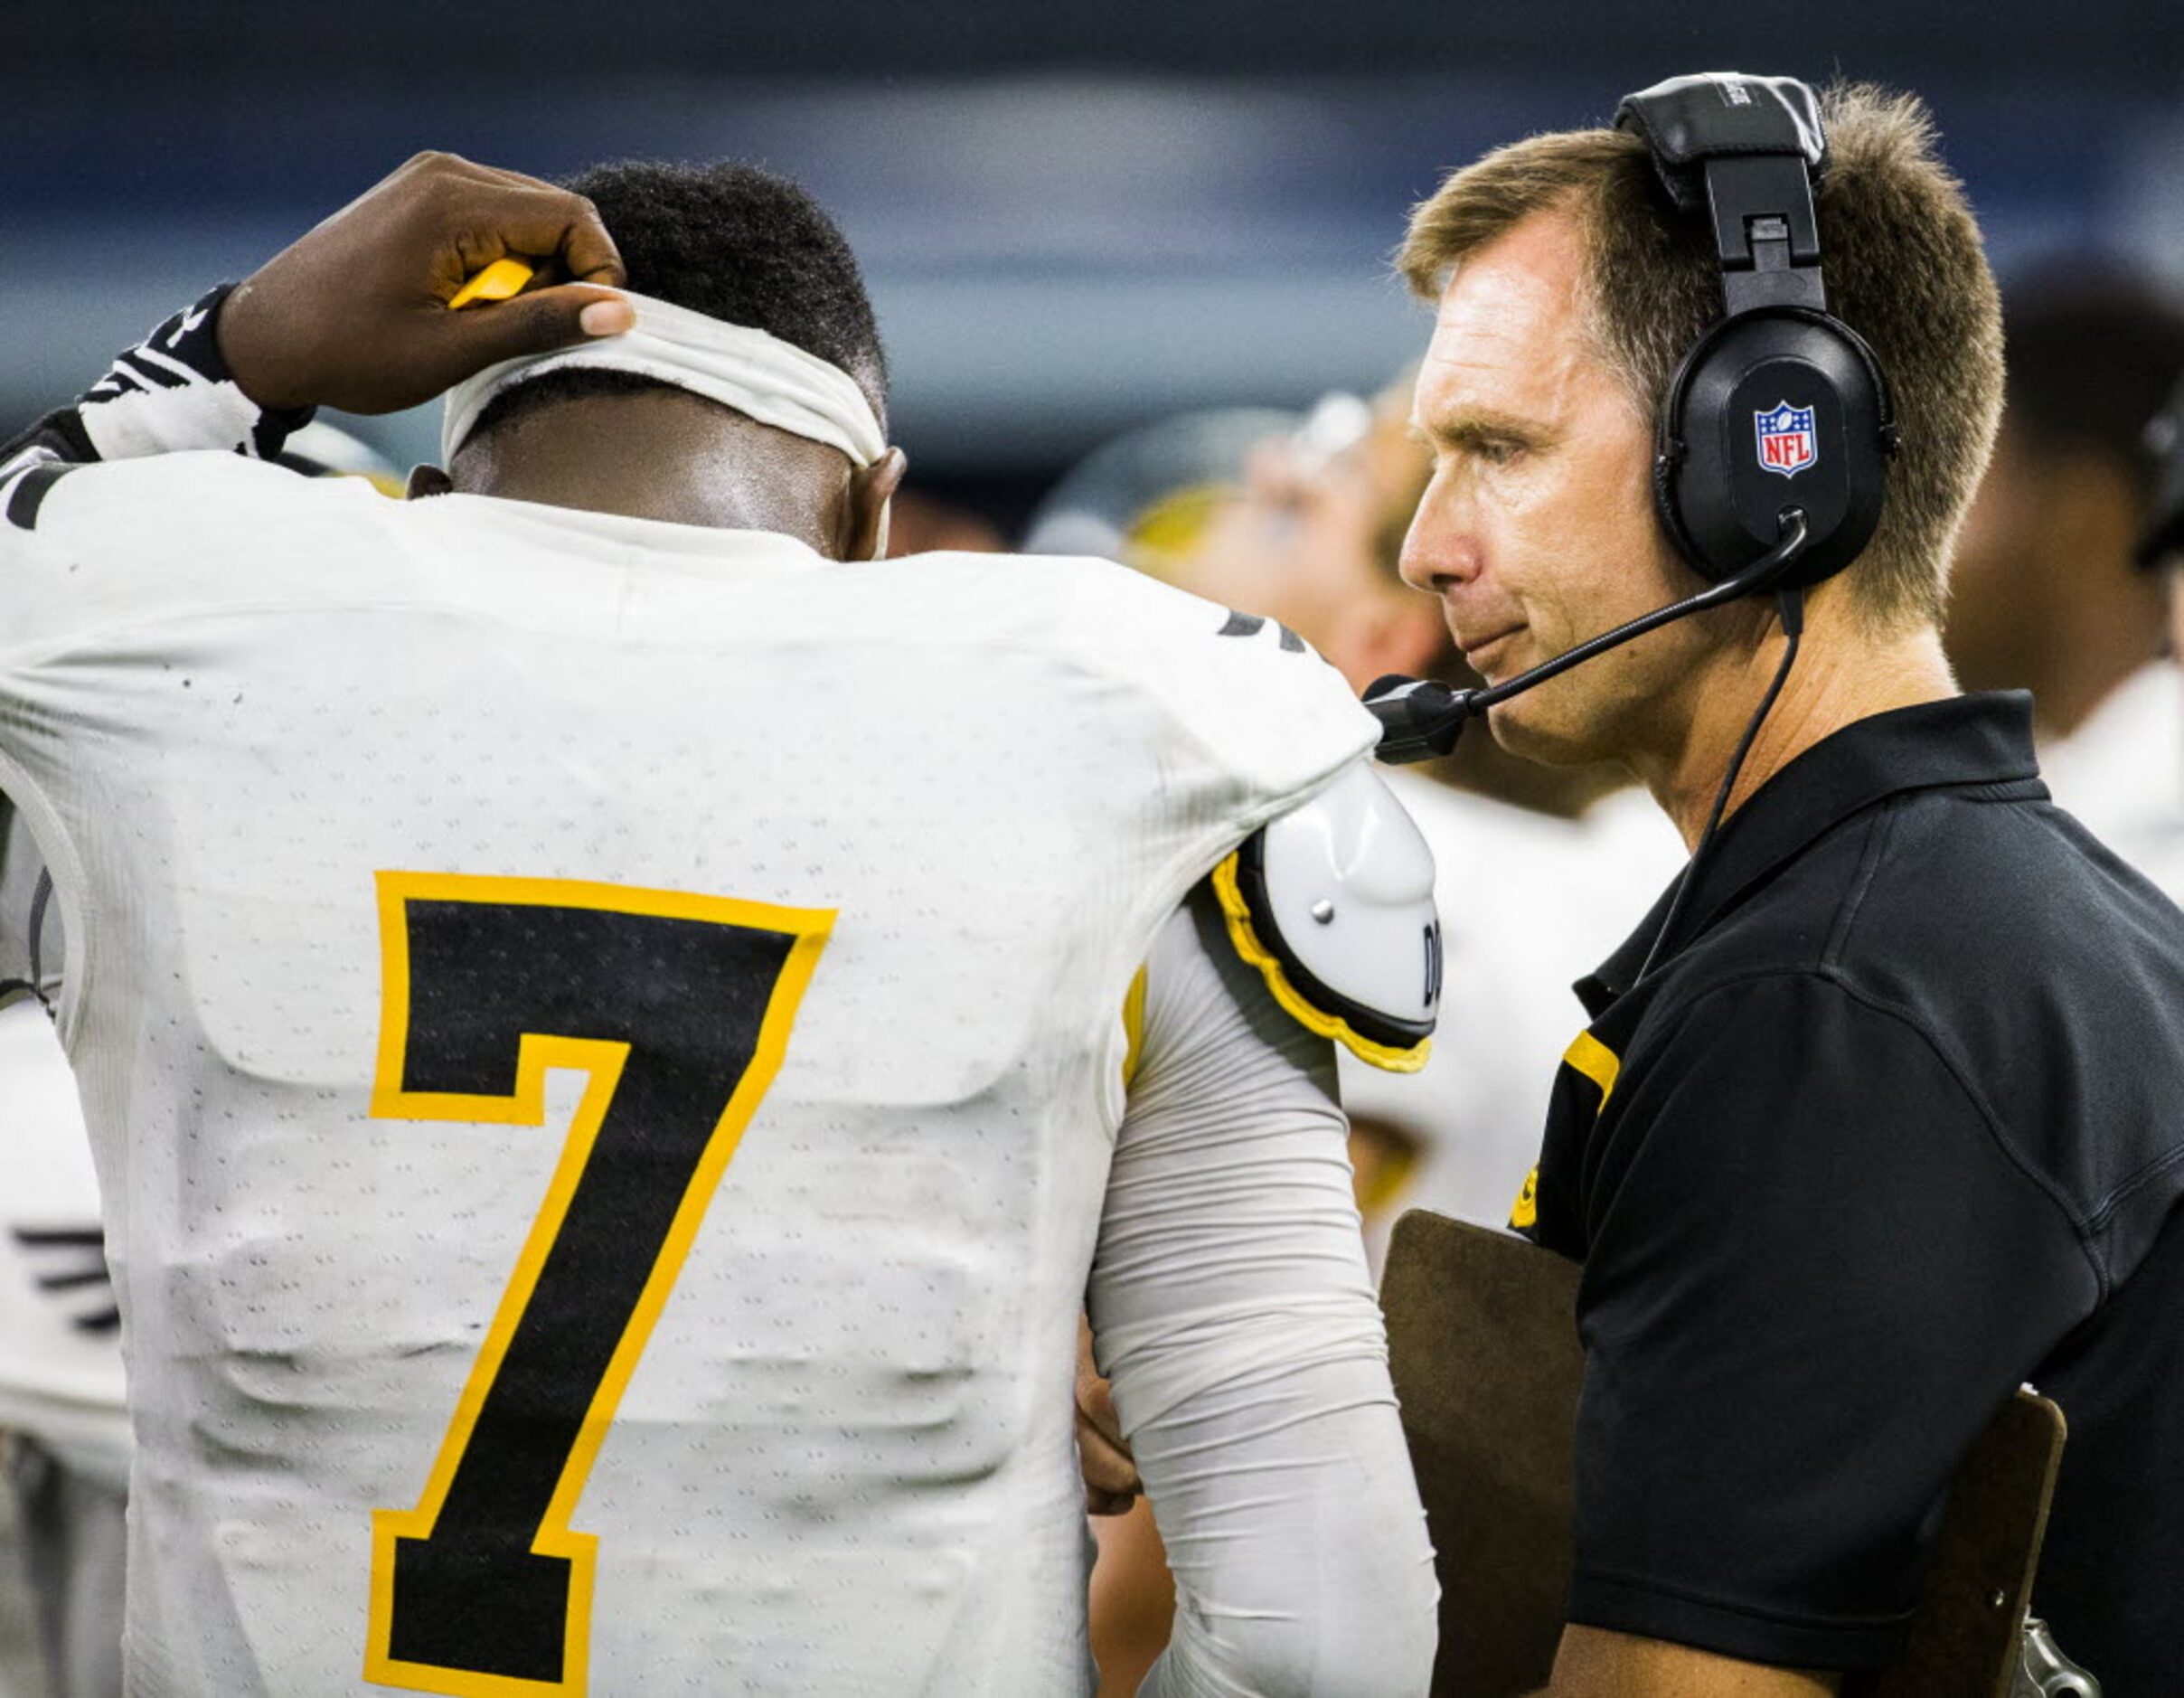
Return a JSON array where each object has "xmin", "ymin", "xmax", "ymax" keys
[{"xmin": 0, "ymin": 283, "xmax": 315, "ymax": 482}]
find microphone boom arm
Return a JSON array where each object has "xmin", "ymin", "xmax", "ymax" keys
[{"xmin": 1365, "ymin": 510, "xmax": 1811, "ymax": 764}]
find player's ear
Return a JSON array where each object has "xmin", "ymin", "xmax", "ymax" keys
[
  {"xmin": 844, "ymin": 447, "xmax": 908, "ymax": 561},
  {"xmin": 405, "ymin": 463, "xmax": 456, "ymax": 501}
]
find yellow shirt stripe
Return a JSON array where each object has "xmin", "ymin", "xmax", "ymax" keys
[{"xmin": 1562, "ymin": 1027, "xmax": 1621, "ymax": 1107}]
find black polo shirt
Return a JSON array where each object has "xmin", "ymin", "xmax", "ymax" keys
[{"xmin": 1524, "ymin": 693, "xmax": 2184, "ymax": 1692}]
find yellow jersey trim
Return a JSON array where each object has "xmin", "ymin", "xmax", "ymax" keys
[
  {"xmin": 1120, "ymin": 965, "xmax": 1149, "ymax": 1090},
  {"xmin": 1209, "ymin": 851, "xmax": 1431, "ymax": 1075},
  {"xmin": 1562, "ymin": 1027, "xmax": 1621, "ymax": 1107}
]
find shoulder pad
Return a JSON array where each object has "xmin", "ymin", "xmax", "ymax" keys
[{"xmin": 1210, "ymin": 762, "xmax": 1439, "ymax": 1073}]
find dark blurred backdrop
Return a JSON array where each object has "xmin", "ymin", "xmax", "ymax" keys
[{"xmin": 8, "ymin": 3, "xmax": 2180, "ymax": 528}]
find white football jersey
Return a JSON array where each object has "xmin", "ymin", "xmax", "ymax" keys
[{"xmin": 0, "ymin": 453, "xmax": 1378, "ymax": 1697}]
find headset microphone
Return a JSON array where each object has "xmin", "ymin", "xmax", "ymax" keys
[{"xmin": 1366, "ymin": 508, "xmax": 1812, "ymax": 763}]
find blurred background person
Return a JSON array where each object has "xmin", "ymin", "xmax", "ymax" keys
[
  {"xmin": 883, "ymin": 486, "xmax": 1007, "ymax": 555},
  {"xmin": 0, "ymin": 804, "xmax": 122, "ymax": 1698},
  {"xmin": 2146, "ymin": 378, "xmax": 2184, "ymax": 586},
  {"xmin": 1045, "ymin": 382, "xmax": 1680, "ymax": 1692},
  {"xmin": 1033, "ymin": 382, "xmax": 1680, "ymax": 1252},
  {"xmin": 1946, "ymin": 269, "xmax": 2184, "ymax": 872},
  {"xmin": 2122, "ymin": 373, "xmax": 2184, "ymax": 895},
  {"xmin": 0, "ymin": 995, "xmax": 126, "ymax": 1698}
]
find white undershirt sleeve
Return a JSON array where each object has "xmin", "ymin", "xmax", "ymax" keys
[{"xmin": 1089, "ymin": 882, "xmax": 1438, "ymax": 1698}]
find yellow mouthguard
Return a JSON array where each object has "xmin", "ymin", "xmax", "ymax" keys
[{"xmin": 448, "ymin": 258, "xmax": 536, "ymax": 310}]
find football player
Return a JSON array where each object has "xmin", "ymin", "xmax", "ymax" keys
[
  {"xmin": 0, "ymin": 424, "xmax": 406, "ymax": 1698},
  {"xmin": 0, "ymin": 154, "xmax": 1437, "ymax": 1694}
]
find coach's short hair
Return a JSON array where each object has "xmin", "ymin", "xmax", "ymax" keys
[
  {"xmin": 468, "ymin": 159, "xmax": 887, "ymax": 443},
  {"xmin": 1398, "ymin": 85, "xmax": 2002, "ymax": 630}
]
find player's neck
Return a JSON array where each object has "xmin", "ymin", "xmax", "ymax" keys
[
  {"xmin": 479, "ymin": 465, "xmax": 845, "ymax": 552},
  {"xmin": 453, "ymin": 391, "xmax": 856, "ymax": 556}
]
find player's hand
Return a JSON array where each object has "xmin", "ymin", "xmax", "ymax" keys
[
  {"xmin": 1076, "ymin": 1316, "xmax": 1142, "ymax": 1515},
  {"xmin": 216, "ymin": 151, "xmax": 634, "ymax": 415}
]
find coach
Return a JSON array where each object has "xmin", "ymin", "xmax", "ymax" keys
[{"xmin": 1391, "ymin": 75, "xmax": 2184, "ymax": 1694}]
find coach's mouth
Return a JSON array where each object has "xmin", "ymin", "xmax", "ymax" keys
[{"xmin": 1457, "ymin": 625, "xmax": 1525, "ymax": 677}]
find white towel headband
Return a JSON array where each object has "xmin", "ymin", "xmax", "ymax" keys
[{"xmin": 441, "ymin": 290, "xmax": 886, "ymax": 467}]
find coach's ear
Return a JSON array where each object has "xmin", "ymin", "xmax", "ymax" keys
[
  {"xmin": 844, "ymin": 446, "xmax": 908, "ymax": 561},
  {"xmin": 406, "ymin": 463, "xmax": 454, "ymax": 500}
]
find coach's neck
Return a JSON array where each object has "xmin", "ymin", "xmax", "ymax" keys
[{"xmin": 1631, "ymin": 574, "xmax": 1958, "ymax": 851}]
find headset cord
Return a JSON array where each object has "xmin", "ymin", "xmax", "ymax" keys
[{"xmin": 1633, "ymin": 584, "xmax": 1806, "ymax": 986}]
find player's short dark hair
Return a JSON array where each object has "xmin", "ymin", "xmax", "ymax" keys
[
  {"xmin": 466, "ymin": 159, "xmax": 887, "ymax": 443},
  {"xmin": 1999, "ymin": 267, "xmax": 2184, "ymax": 501}
]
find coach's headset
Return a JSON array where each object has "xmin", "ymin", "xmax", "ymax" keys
[{"xmin": 1367, "ymin": 71, "xmax": 1899, "ymax": 762}]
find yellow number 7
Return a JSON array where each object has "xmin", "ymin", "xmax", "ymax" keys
[{"xmin": 362, "ymin": 873, "xmax": 832, "ymax": 1697}]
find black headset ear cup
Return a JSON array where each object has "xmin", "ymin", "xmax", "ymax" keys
[
  {"xmin": 1654, "ymin": 307, "xmax": 1893, "ymax": 589},
  {"xmin": 1652, "ymin": 402, "xmax": 1706, "ymax": 573}
]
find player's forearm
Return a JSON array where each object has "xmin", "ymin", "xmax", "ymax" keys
[
  {"xmin": 1131, "ymin": 1353, "xmax": 1437, "ymax": 1698},
  {"xmin": 1092, "ymin": 884, "xmax": 1436, "ymax": 1693},
  {"xmin": 0, "ymin": 286, "xmax": 313, "ymax": 481}
]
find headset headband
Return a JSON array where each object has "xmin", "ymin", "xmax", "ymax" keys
[
  {"xmin": 1614, "ymin": 73, "xmax": 1829, "ymax": 316},
  {"xmin": 1609, "ymin": 72, "xmax": 1896, "ymax": 588}
]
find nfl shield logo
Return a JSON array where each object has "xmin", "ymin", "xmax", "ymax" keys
[{"xmin": 1754, "ymin": 401, "xmax": 1817, "ymax": 479}]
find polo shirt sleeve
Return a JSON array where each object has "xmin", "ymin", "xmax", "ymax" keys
[{"xmin": 1566, "ymin": 970, "xmax": 2100, "ymax": 1670}]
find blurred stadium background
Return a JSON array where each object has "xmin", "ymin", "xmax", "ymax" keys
[{"xmin": 8, "ymin": 2, "xmax": 2180, "ymax": 533}]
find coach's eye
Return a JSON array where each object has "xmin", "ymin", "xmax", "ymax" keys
[{"xmin": 1475, "ymin": 438, "xmax": 1523, "ymax": 467}]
